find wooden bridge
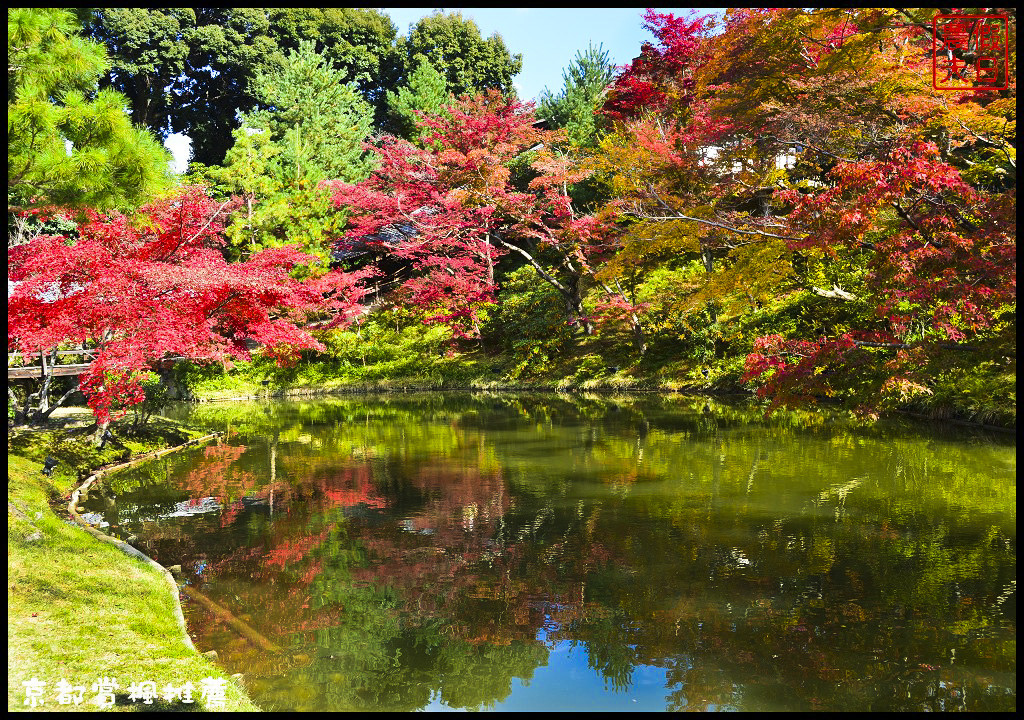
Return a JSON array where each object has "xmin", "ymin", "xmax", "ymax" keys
[
  {"xmin": 7, "ymin": 351, "xmax": 184, "ymax": 381},
  {"xmin": 8, "ymin": 350, "xmax": 97, "ymax": 380}
]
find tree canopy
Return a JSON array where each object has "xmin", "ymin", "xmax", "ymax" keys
[
  {"xmin": 590, "ymin": 8, "xmax": 1016, "ymax": 414},
  {"xmin": 191, "ymin": 41, "xmax": 375, "ymax": 267},
  {"xmin": 241, "ymin": 40, "xmax": 375, "ymax": 188},
  {"xmin": 400, "ymin": 12, "xmax": 523, "ymax": 99},
  {"xmin": 385, "ymin": 53, "xmax": 450, "ymax": 142},
  {"xmin": 8, "ymin": 8, "xmax": 171, "ymax": 213},
  {"xmin": 536, "ymin": 43, "xmax": 617, "ymax": 148},
  {"xmin": 332, "ymin": 92, "xmax": 609, "ymax": 340},
  {"xmin": 80, "ymin": 8, "xmax": 523, "ymax": 166}
]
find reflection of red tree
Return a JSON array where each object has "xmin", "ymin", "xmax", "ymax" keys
[
  {"xmin": 185, "ymin": 448, "xmax": 609, "ymax": 662},
  {"xmin": 179, "ymin": 444, "xmax": 257, "ymax": 503},
  {"xmin": 403, "ymin": 462, "xmax": 509, "ymax": 538},
  {"xmin": 190, "ymin": 519, "xmax": 339, "ymax": 655},
  {"xmin": 196, "ymin": 460, "xmax": 390, "ymax": 582},
  {"xmin": 319, "ymin": 468, "xmax": 388, "ymax": 510},
  {"xmin": 208, "ymin": 545, "xmax": 265, "ymax": 579},
  {"xmin": 344, "ymin": 463, "xmax": 565, "ymax": 645},
  {"xmin": 186, "ymin": 458, "xmax": 403, "ymax": 657},
  {"xmin": 219, "ymin": 498, "xmax": 246, "ymax": 528},
  {"xmin": 272, "ymin": 459, "xmax": 387, "ymax": 513},
  {"xmin": 264, "ymin": 526, "xmax": 334, "ymax": 570}
]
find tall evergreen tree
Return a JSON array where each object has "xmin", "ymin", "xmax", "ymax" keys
[
  {"xmin": 401, "ymin": 12, "xmax": 523, "ymax": 99},
  {"xmin": 536, "ymin": 43, "xmax": 617, "ymax": 148},
  {"xmin": 73, "ymin": 8, "xmax": 192, "ymax": 135},
  {"xmin": 385, "ymin": 53, "xmax": 449, "ymax": 143},
  {"xmin": 81, "ymin": 8, "xmax": 401, "ymax": 166},
  {"xmin": 267, "ymin": 8, "xmax": 401, "ymax": 127},
  {"xmin": 203, "ymin": 41, "xmax": 375, "ymax": 263},
  {"xmin": 241, "ymin": 40, "xmax": 375, "ymax": 188}
]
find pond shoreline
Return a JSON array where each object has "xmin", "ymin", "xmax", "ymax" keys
[
  {"xmin": 188, "ymin": 381, "xmax": 1017, "ymax": 433},
  {"xmin": 67, "ymin": 432, "xmax": 225, "ymax": 654}
]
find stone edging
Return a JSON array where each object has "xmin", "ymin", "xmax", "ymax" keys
[{"xmin": 66, "ymin": 432, "xmax": 223, "ymax": 655}]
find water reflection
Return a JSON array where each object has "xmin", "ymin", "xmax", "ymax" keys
[{"xmin": 86, "ymin": 394, "xmax": 1016, "ymax": 711}]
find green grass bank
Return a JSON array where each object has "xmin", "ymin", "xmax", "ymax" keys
[{"xmin": 7, "ymin": 410, "xmax": 261, "ymax": 712}]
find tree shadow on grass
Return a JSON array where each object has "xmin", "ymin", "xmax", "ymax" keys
[{"xmin": 112, "ymin": 693, "xmax": 212, "ymax": 711}]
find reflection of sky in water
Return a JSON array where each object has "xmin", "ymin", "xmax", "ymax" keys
[
  {"xmin": 425, "ymin": 636, "xmax": 672, "ymax": 712},
  {"xmin": 83, "ymin": 497, "xmax": 221, "ymax": 528},
  {"xmin": 78, "ymin": 511, "xmax": 108, "ymax": 528}
]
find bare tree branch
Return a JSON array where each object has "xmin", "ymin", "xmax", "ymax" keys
[{"xmin": 642, "ymin": 184, "xmax": 804, "ymax": 241}]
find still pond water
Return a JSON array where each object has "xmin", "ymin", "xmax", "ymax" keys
[{"xmin": 84, "ymin": 394, "xmax": 1015, "ymax": 712}]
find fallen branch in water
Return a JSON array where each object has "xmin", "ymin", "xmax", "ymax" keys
[{"xmin": 180, "ymin": 585, "xmax": 282, "ymax": 654}]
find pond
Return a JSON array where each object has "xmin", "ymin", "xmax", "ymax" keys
[{"xmin": 83, "ymin": 394, "xmax": 1016, "ymax": 712}]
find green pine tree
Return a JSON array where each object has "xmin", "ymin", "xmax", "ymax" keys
[
  {"xmin": 242, "ymin": 39, "xmax": 375, "ymax": 188},
  {"xmin": 536, "ymin": 43, "xmax": 616, "ymax": 148},
  {"xmin": 385, "ymin": 53, "xmax": 449, "ymax": 143},
  {"xmin": 8, "ymin": 8, "xmax": 172, "ymax": 213},
  {"xmin": 205, "ymin": 41, "xmax": 375, "ymax": 264}
]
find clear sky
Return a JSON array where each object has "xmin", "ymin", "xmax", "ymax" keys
[{"xmin": 166, "ymin": 8, "xmax": 714, "ymax": 171}]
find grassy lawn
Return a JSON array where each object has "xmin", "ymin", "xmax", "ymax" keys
[{"xmin": 7, "ymin": 410, "xmax": 261, "ymax": 712}]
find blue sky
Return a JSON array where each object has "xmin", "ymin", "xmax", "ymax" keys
[{"xmin": 166, "ymin": 8, "xmax": 712, "ymax": 171}]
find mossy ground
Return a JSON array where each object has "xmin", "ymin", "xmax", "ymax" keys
[{"xmin": 7, "ymin": 410, "xmax": 261, "ymax": 712}]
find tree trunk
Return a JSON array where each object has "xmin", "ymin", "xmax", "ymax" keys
[
  {"xmin": 484, "ymin": 235, "xmax": 494, "ymax": 287},
  {"xmin": 563, "ymin": 274, "xmax": 593, "ymax": 337},
  {"xmin": 8, "ymin": 386, "xmax": 26, "ymax": 425},
  {"xmin": 131, "ymin": 73, "xmax": 152, "ymax": 129},
  {"xmin": 37, "ymin": 348, "xmax": 52, "ymax": 418},
  {"xmin": 631, "ymin": 315, "xmax": 647, "ymax": 356},
  {"xmin": 92, "ymin": 419, "xmax": 110, "ymax": 447},
  {"xmin": 493, "ymin": 234, "xmax": 593, "ymax": 336},
  {"xmin": 702, "ymin": 247, "xmax": 714, "ymax": 273}
]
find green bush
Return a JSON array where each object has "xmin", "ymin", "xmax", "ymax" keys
[{"xmin": 486, "ymin": 266, "xmax": 574, "ymax": 378}]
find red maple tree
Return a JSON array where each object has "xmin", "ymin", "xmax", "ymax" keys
[
  {"xmin": 8, "ymin": 186, "xmax": 370, "ymax": 424},
  {"xmin": 594, "ymin": 8, "xmax": 1015, "ymax": 413},
  {"xmin": 330, "ymin": 91, "xmax": 611, "ymax": 339},
  {"xmin": 602, "ymin": 9, "xmax": 715, "ymax": 123},
  {"xmin": 743, "ymin": 139, "xmax": 1016, "ymax": 410}
]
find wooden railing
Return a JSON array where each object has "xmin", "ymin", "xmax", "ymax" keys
[{"xmin": 8, "ymin": 349, "xmax": 98, "ymax": 380}]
